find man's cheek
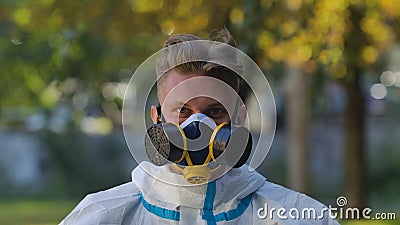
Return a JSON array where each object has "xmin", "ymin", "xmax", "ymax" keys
[
  {"xmin": 164, "ymin": 113, "xmax": 180, "ymax": 124},
  {"xmin": 214, "ymin": 117, "xmax": 231, "ymax": 125}
]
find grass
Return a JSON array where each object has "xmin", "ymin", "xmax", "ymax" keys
[
  {"xmin": 0, "ymin": 199, "xmax": 397, "ymax": 225},
  {"xmin": 340, "ymin": 220, "xmax": 400, "ymax": 225},
  {"xmin": 0, "ymin": 199, "xmax": 78, "ymax": 225}
]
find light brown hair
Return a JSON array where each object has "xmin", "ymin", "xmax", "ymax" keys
[{"xmin": 155, "ymin": 29, "xmax": 243, "ymax": 98}]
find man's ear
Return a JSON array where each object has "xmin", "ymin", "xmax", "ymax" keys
[
  {"xmin": 150, "ymin": 105, "xmax": 160, "ymax": 124},
  {"xmin": 235, "ymin": 104, "xmax": 247, "ymax": 126}
]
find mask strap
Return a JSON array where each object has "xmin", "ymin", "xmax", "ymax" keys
[
  {"xmin": 208, "ymin": 122, "xmax": 229, "ymax": 161},
  {"xmin": 184, "ymin": 152, "xmax": 194, "ymax": 166},
  {"xmin": 156, "ymin": 103, "xmax": 164, "ymax": 124},
  {"xmin": 183, "ymin": 121, "xmax": 229, "ymax": 166},
  {"xmin": 169, "ymin": 122, "xmax": 194, "ymax": 166},
  {"xmin": 170, "ymin": 122, "xmax": 189, "ymax": 164}
]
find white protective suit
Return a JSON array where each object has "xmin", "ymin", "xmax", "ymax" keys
[{"xmin": 59, "ymin": 162, "xmax": 340, "ymax": 225}]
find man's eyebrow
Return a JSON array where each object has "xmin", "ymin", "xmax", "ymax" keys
[
  {"xmin": 168, "ymin": 101, "xmax": 225, "ymax": 109},
  {"xmin": 206, "ymin": 102, "xmax": 225, "ymax": 108},
  {"xmin": 169, "ymin": 101, "xmax": 188, "ymax": 108}
]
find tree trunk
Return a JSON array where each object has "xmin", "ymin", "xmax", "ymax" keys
[
  {"xmin": 286, "ymin": 65, "xmax": 310, "ymax": 193},
  {"xmin": 342, "ymin": 4, "xmax": 368, "ymax": 208},
  {"xmin": 343, "ymin": 71, "xmax": 366, "ymax": 208}
]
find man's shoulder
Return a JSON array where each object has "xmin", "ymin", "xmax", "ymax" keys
[
  {"xmin": 59, "ymin": 182, "xmax": 141, "ymax": 225},
  {"xmin": 254, "ymin": 180, "xmax": 326, "ymax": 210},
  {"xmin": 83, "ymin": 181, "xmax": 140, "ymax": 204}
]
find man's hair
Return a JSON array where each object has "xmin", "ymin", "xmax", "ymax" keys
[{"xmin": 155, "ymin": 29, "xmax": 244, "ymax": 98}]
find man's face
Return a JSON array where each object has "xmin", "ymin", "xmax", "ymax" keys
[{"xmin": 156, "ymin": 69, "xmax": 239, "ymax": 125}]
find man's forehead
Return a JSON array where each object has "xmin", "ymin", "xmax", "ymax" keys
[
  {"xmin": 160, "ymin": 70, "xmax": 201, "ymax": 92},
  {"xmin": 159, "ymin": 73, "xmax": 239, "ymax": 112}
]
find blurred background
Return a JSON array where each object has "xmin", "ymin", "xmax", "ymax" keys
[{"xmin": 0, "ymin": 0, "xmax": 399, "ymax": 224}]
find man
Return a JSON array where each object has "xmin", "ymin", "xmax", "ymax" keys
[{"xmin": 59, "ymin": 30, "xmax": 340, "ymax": 225}]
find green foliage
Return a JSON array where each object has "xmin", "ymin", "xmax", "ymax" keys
[
  {"xmin": 2, "ymin": 0, "xmax": 398, "ymax": 110},
  {"xmin": 0, "ymin": 199, "xmax": 78, "ymax": 225}
]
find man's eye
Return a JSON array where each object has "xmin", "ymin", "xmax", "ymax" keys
[
  {"xmin": 206, "ymin": 108, "xmax": 227, "ymax": 117},
  {"xmin": 177, "ymin": 107, "xmax": 188, "ymax": 113},
  {"xmin": 177, "ymin": 107, "xmax": 191, "ymax": 117}
]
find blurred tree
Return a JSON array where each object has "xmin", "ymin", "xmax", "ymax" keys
[
  {"xmin": 1, "ymin": 0, "xmax": 399, "ymax": 206},
  {"xmin": 340, "ymin": 1, "xmax": 400, "ymax": 208},
  {"xmin": 0, "ymin": 0, "xmax": 234, "ymax": 114},
  {"xmin": 0, "ymin": 0, "xmax": 235, "ymax": 196},
  {"xmin": 233, "ymin": 0, "xmax": 322, "ymax": 195},
  {"xmin": 231, "ymin": 0, "xmax": 400, "ymax": 207}
]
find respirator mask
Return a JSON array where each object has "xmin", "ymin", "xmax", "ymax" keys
[{"xmin": 145, "ymin": 113, "xmax": 252, "ymax": 184}]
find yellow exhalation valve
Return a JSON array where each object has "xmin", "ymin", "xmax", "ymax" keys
[{"xmin": 183, "ymin": 165, "xmax": 211, "ymax": 184}]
